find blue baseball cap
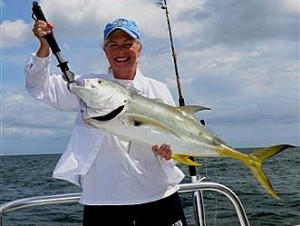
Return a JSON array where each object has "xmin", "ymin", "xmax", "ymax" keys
[{"xmin": 103, "ymin": 18, "xmax": 140, "ymax": 40}]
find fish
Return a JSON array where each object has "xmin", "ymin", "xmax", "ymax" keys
[{"xmin": 70, "ymin": 77, "xmax": 295, "ymax": 199}]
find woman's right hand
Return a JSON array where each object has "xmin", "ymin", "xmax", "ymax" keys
[
  {"xmin": 32, "ymin": 20, "xmax": 54, "ymax": 57},
  {"xmin": 152, "ymin": 144, "xmax": 172, "ymax": 161},
  {"xmin": 32, "ymin": 20, "xmax": 54, "ymax": 41}
]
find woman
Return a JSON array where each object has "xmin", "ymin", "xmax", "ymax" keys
[{"xmin": 26, "ymin": 18, "xmax": 187, "ymax": 226}]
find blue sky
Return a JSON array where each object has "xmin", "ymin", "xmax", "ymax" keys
[{"xmin": 1, "ymin": 0, "xmax": 299, "ymax": 155}]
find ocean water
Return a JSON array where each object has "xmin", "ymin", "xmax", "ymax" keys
[{"xmin": 1, "ymin": 147, "xmax": 299, "ymax": 226}]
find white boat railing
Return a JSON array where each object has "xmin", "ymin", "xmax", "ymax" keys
[{"xmin": 0, "ymin": 182, "xmax": 250, "ymax": 226}]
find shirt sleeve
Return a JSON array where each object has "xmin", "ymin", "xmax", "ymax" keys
[{"xmin": 25, "ymin": 53, "xmax": 80, "ymax": 112}]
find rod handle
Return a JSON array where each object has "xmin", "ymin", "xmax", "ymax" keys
[{"xmin": 32, "ymin": 1, "xmax": 61, "ymax": 54}]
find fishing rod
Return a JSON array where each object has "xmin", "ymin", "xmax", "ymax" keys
[
  {"xmin": 158, "ymin": 0, "xmax": 185, "ymax": 107},
  {"xmin": 158, "ymin": 1, "xmax": 206, "ymax": 225},
  {"xmin": 31, "ymin": 1, "xmax": 76, "ymax": 86},
  {"xmin": 159, "ymin": 0, "xmax": 201, "ymax": 176}
]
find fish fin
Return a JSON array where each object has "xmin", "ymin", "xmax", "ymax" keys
[
  {"xmin": 172, "ymin": 154, "xmax": 202, "ymax": 166},
  {"xmin": 247, "ymin": 163, "xmax": 280, "ymax": 199},
  {"xmin": 251, "ymin": 144, "xmax": 294, "ymax": 162},
  {"xmin": 244, "ymin": 144, "xmax": 295, "ymax": 199},
  {"xmin": 178, "ymin": 105, "xmax": 210, "ymax": 116},
  {"xmin": 126, "ymin": 114, "xmax": 180, "ymax": 138}
]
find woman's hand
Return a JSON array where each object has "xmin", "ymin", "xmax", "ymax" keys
[
  {"xmin": 32, "ymin": 20, "xmax": 54, "ymax": 58},
  {"xmin": 32, "ymin": 20, "xmax": 54, "ymax": 40},
  {"xmin": 152, "ymin": 144, "xmax": 172, "ymax": 161}
]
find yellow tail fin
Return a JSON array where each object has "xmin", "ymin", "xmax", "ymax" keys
[{"xmin": 243, "ymin": 144, "xmax": 294, "ymax": 199}]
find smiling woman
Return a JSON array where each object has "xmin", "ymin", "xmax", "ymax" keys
[
  {"xmin": 25, "ymin": 16, "xmax": 188, "ymax": 226},
  {"xmin": 103, "ymin": 28, "xmax": 142, "ymax": 79}
]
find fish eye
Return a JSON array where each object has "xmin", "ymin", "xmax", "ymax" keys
[{"xmin": 98, "ymin": 80, "xmax": 102, "ymax": 84}]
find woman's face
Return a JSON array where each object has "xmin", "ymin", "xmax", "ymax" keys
[{"xmin": 103, "ymin": 30, "xmax": 142, "ymax": 79}]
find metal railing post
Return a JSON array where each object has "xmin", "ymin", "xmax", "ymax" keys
[{"xmin": 191, "ymin": 176, "xmax": 206, "ymax": 226}]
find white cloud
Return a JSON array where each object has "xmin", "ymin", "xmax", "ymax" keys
[
  {"xmin": 38, "ymin": 0, "xmax": 167, "ymax": 41},
  {"xmin": 2, "ymin": 88, "xmax": 76, "ymax": 139},
  {"xmin": 285, "ymin": 0, "xmax": 299, "ymax": 13},
  {"xmin": 1, "ymin": 19, "xmax": 31, "ymax": 48}
]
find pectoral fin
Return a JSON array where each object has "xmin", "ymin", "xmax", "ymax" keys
[
  {"xmin": 126, "ymin": 113, "xmax": 180, "ymax": 138},
  {"xmin": 172, "ymin": 154, "xmax": 202, "ymax": 166}
]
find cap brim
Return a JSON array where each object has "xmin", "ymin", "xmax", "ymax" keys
[{"xmin": 104, "ymin": 27, "xmax": 138, "ymax": 40}]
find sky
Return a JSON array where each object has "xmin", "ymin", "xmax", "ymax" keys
[{"xmin": 1, "ymin": 0, "xmax": 299, "ymax": 155}]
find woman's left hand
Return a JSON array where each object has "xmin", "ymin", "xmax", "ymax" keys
[{"xmin": 152, "ymin": 144, "xmax": 172, "ymax": 160}]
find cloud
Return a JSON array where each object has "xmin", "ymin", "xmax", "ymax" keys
[
  {"xmin": 37, "ymin": 0, "xmax": 167, "ymax": 42},
  {"xmin": 1, "ymin": 19, "xmax": 32, "ymax": 48},
  {"xmin": 1, "ymin": 87, "xmax": 77, "ymax": 155},
  {"xmin": 2, "ymin": 87, "xmax": 76, "ymax": 140},
  {"xmin": 170, "ymin": 0, "xmax": 298, "ymax": 48},
  {"xmin": 181, "ymin": 41, "xmax": 298, "ymax": 115}
]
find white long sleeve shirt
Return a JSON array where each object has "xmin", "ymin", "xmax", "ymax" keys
[{"xmin": 25, "ymin": 53, "xmax": 185, "ymax": 205}]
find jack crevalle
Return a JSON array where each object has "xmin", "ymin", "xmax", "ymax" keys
[{"xmin": 70, "ymin": 77, "xmax": 294, "ymax": 199}]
